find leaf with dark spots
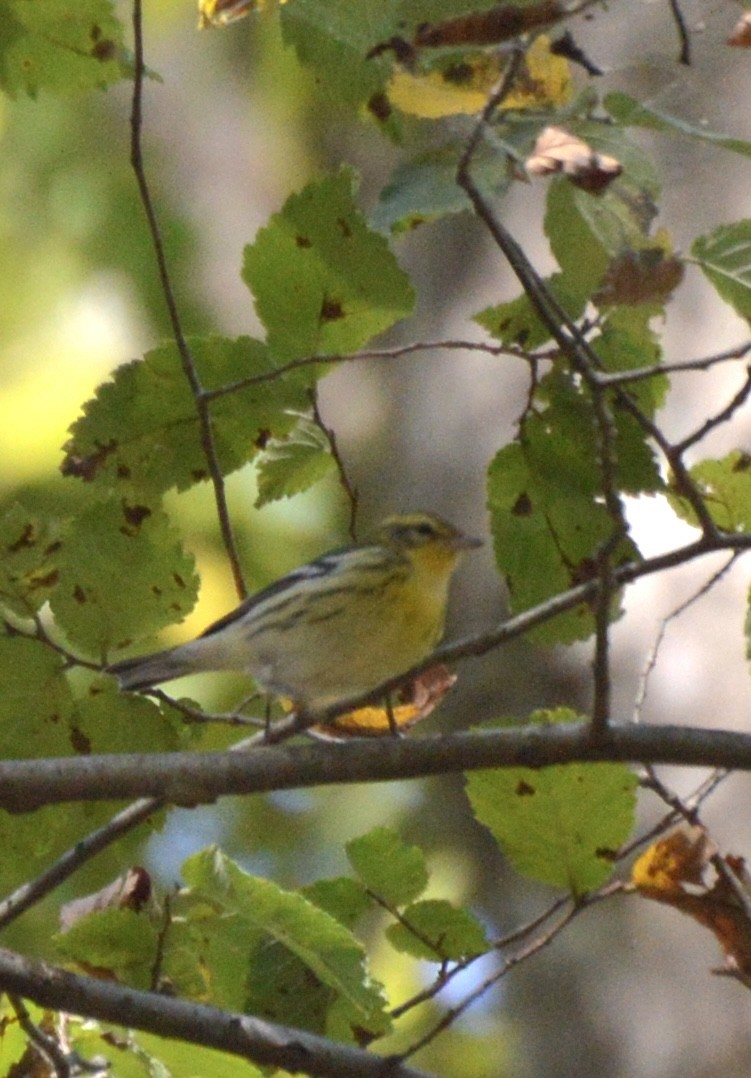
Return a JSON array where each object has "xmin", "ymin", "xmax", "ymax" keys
[
  {"xmin": 60, "ymin": 439, "xmax": 118, "ymax": 482},
  {"xmin": 296, "ymin": 234, "xmax": 312, "ymax": 248},
  {"xmin": 73, "ymin": 585, "xmax": 87, "ymax": 604},
  {"xmin": 121, "ymin": 504, "xmax": 152, "ymax": 531},
  {"xmin": 511, "ymin": 492, "xmax": 533, "ymax": 517},
  {"xmin": 516, "ymin": 779, "xmax": 536, "ymax": 797},
  {"xmin": 7, "ymin": 522, "xmax": 35, "ymax": 554},
  {"xmin": 70, "ymin": 726, "xmax": 92, "ymax": 755},
  {"xmin": 320, "ymin": 297, "xmax": 345, "ymax": 322}
]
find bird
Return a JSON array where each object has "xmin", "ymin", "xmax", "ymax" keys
[{"xmin": 108, "ymin": 511, "xmax": 482, "ymax": 715}]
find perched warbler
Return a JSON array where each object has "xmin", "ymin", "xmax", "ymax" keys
[{"xmin": 110, "ymin": 512, "xmax": 481, "ymax": 713}]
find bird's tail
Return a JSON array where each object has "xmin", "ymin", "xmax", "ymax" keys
[{"xmin": 108, "ymin": 646, "xmax": 195, "ymax": 692}]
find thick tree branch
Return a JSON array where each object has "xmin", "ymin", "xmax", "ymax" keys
[
  {"xmin": 2, "ymin": 723, "xmax": 751, "ymax": 813},
  {"xmin": 0, "ymin": 948, "xmax": 432, "ymax": 1078}
]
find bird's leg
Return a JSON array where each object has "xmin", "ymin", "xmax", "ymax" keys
[
  {"xmin": 263, "ymin": 694, "xmax": 273, "ymax": 739},
  {"xmin": 385, "ymin": 692, "xmax": 402, "ymax": 738}
]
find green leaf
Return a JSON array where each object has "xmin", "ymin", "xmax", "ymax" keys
[
  {"xmin": 0, "ymin": 636, "xmax": 74, "ymax": 757},
  {"xmin": 386, "ymin": 899, "xmax": 487, "ymax": 960},
  {"xmin": 62, "ymin": 336, "xmax": 306, "ymax": 496},
  {"xmin": 49, "ymin": 498, "xmax": 199, "ymax": 654},
  {"xmin": 346, "ymin": 826, "xmax": 428, "ymax": 907},
  {"xmin": 594, "ymin": 305, "xmax": 669, "ymax": 417},
  {"xmin": 181, "ymin": 848, "xmax": 388, "ymax": 1030},
  {"xmin": 55, "ymin": 908, "xmax": 158, "ymax": 990},
  {"xmin": 302, "ymin": 876, "xmax": 372, "ymax": 929},
  {"xmin": 691, "ymin": 221, "xmax": 751, "ymax": 320},
  {"xmin": 0, "ymin": 0, "xmax": 128, "ymax": 98},
  {"xmin": 371, "ymin": 137, "xmax": 509, "ymax": 233},
  {"xmin": 255, "ymin": 416, "xmax": 337, "ymax": 507},
  {"xmin": 474, "ymin": 273, "xmax": 585, "ymax": 349},
  {"xmin": 605, "ymin": 91, "xmax": 751, "ymax": 159},
  {"xmin": 0, "ymin": 502, "xmax": 63, "ymax": 616},
  {"xmin": 71, "ymin": 678, "xmax": 190, "ymax": 755},
  {"xmin": 242, "ymin": 170, "xmax": 415, "ymax": 361},
  {"xmin": 669, "ymin": 451, "xmax": 751, "ymax": 532},
  {"xmin": 545, "ymin": 180, "xmax": 610, "ymax": 301},
  {"xmin": 465, "ymin": 709, "xmax": 637, "ymax": 895},
  {"xmin": 486, "ymin": 368, "xmax": 644, "ymax": 645},
  {"xmin": 132, "ymin": 1033, "xmax": 263, "ymax": 1078},
  {"xmin": 280, "ymin": 0, "xmax": 399, "ymax": 110}
]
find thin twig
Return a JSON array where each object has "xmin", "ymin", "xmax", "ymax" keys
[
  {"xmin": 668, "ymin": 0, "xmax": 691, "ymax": 65},
  {"xmin": 598, "ymin": 341, "xmax": 751, "ymax": 387},
  {"xmin": 457, "ymin": 50, "xmax": 631, "ymax": 737},
  {"xmin": 399, "ymin": 884, "xmax": 624, "ymax": 1061},
  {"xmin": 633, "ymin": 552, "xmax": 740, "ymax": 723},
  {"xmin": 390, "ymin": 894, "xmax": 569, "ymax": 1020},
  {"xmin": 129, "ymin": 0, "xmax": 246, "ymax": 599},
  {"xmin": 200, "ymin": 338, "xmax": 525, "ymax": 401},
  {"xmin": 309, "ymin": 387, "xmax": 359, "ymax": 540},
  {"xmin": 7, "ymin": 993, "xmax": 72, "ymax": 1077},
  {"xmin": 0, "ymin": 798, "xmax": 159, "ymax": 931},
  {"xmin": 675, "ymin": 366, "xmax": 751, "ymax": 455}
]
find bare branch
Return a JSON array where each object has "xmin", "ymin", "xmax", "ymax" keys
[
  {"xmin": 4, "ymin": 722, "xmax": 751, "ymax": 814},
  {"xmin": 0, "ymin": 948, "xmax": 432, "ymax": 1078}
]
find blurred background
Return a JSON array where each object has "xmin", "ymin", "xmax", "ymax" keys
[{"xmin": 4, "ymin": 0, "xmax": 751, "ymax": 1073}]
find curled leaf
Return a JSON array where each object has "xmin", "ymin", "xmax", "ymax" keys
[
  {"xmin": 310, "ymin": 665, "xmax": 456, "ymax": 739},
  {"xmin": 60, "ymin": 867, "xmax": 152, "ymax": 932},
  {"xmin": 633, "ymin": 828, "xmax": 751, "ymax": 983},
  {"xmin": 728, "ymin": 14, "xmax": 751, "ymax": 48},
  {"xmin": 527, "ymin": 126, "xmax": 622, "ymax": 192}
]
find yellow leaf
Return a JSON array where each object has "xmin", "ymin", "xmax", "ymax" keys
[
  {"xmin": 504, "ymin": 36, "xmax": 572, "ymax": 110},
  {"xmin": 387, "ymin": 54, "xmax": 502, "ymax": 119}
]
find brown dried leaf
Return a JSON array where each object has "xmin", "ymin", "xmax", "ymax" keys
[
  {"xmin": 632, "ymin": 828, "xmax": 751, "ymax": 982},
  {"xmin": 310, "ymin": 665, "xmax": 457, "ymax": 740},
  {"xmin": 728, "ymin": 13, "xmax": 751, "ymax": 48},
  {"xmin": 593, "ymin": 248, "xmax": 685, "ymax": 307}
]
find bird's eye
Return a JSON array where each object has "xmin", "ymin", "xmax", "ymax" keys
[{"xmin": 413, "ymin": 521, "xmax": 437, "ymax": 538}]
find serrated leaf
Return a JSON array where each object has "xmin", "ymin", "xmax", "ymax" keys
[
  {"xmin": 594, "ymin": 305, "xmax": 669, "ymax": 417},
  {"xmin": 346, "ymin": 826, "xmax": 428, "ymax": 906},
  {"xmin": 62, "ymin": 336, "xmax": 306, "ymax": 496},
  {"xmin": 474, "ymin": 272, "xmax": 585, "ymax": 349},
  {"xmin": 386, "ymin": 899, "xmax": 487, "ymax": 960},
  {"xmin": 0, "ymin": 502, "xmax": 63, "ymax": 616},
  {"xmin": 692, "ymin": 221, "xmax": 751, "ymax": 320},
  {"xmin": 465, "ymin": 709, "xmax": 637, "ymax": 895},
  {"xmin": 302, "ymin": 876, "xmax": 372, "ymax": 929},
  {"xmin": 71, "ymin": 678, "xmax": 190, "ymax": 756},
  {"xmin": 669, "ymin": 451, "xmax": 751, "ymax": 532},
  {"xmin": 49, "ymin": 498, "xmax": 199, "ymax": 654},
  {"xmin": 55, "ymin": 908, "xmax": 158, "ymax": 989},
  {"xmin": 181, "ymin": 847, "xmax": 388, "ymax": 1029},
  {"xmin": 255, "ymin": 416, "xmax": 336, "ymax": 506},
  {"xmin": 0, "ymin": 636, "xmax": 74, "ymax": 757},
  {"xmin": 280, "ymin": 0, "xmax": 399, "ymax": 110},
  {"xmin": 486, "ymin": 368, "xmax": 643, "ymax": 646},
  {"xmin": 0, "ymin": 0, "xmax": 128, "ymax": 98},
  {"xmin": 243, "ymin": 170, "xmax": 414, "ymax": 359}
]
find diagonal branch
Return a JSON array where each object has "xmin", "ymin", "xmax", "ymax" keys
[{"xmin": 0, "ymin": 948, "xmax": 432, "ymax": 1078}]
